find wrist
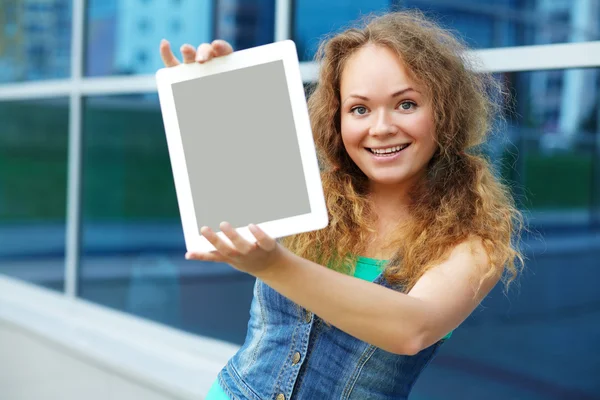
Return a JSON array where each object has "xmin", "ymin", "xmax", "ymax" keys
[{"xmin": 256, "ymin": 245, "xmax": 293, "ymax": 282}]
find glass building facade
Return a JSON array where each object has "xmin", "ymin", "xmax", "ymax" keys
[{"xmin": 0, "ymin": 0, "xmax": 599, "ymax": 398}]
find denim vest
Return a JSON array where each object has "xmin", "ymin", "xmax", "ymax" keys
[{"xmin": 216, "ymin": 270, "xmax": 446, "ymax": 400}]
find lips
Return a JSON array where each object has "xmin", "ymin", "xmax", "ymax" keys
[{"xmin": 366, "ymin": 143, "xmax": 411, "ymax": 155}]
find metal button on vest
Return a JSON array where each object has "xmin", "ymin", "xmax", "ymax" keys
[
  {"xmin": 304, "ymin": 311, "xmax": 312, "ymax": 323},
  {"xmin": 292, "ymin": 351, "xmax": 301, "ymax": 365},
  {"xmin": 276, "ymin": 394, "xmax": 285, "ymax": 400}
]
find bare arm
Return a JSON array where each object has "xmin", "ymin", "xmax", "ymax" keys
[
  {"xmin": 190, "ymin": 223, "xmax": 497, "ymax": 355},
  {"xmin": 256, "ymin": 237, "xmax": 497, "ymax": 355}
]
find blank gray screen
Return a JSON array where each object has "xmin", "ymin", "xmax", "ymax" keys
[{"xmin": 171, "ymin": 60, "xmax": 311, "ymax": 232}]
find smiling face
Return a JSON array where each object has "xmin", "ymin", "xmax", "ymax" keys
[{"xmin": 339, "ymin": 44, "xmax": 438, "ymax": 192}]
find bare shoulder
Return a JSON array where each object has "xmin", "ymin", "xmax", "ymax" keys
[
  {"xmin": 436, "ymin": 236, "xmax": 501, "ymax": 294},
  {"xmin": 452, "ymin": 236, "xmax": 494, "ymax": 272}
]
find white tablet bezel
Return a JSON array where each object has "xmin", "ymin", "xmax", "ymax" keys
[{"xmin": 156, "ymin": 40, "xmax": 328, "ymax": 253}]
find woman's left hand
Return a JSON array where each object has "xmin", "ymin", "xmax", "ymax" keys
[{"xmin": 185, "ymin": 222, "xmax": 286, "ymax": 277}]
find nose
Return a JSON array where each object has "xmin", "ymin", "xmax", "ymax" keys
[{"xmin": 368, "ymin": 109, "xmax": 398, "ymax": 136}]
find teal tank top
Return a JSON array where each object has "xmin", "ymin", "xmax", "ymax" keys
[{"xmin": 205, "ymin": 256, "xmax": 451, "ymax": 399}]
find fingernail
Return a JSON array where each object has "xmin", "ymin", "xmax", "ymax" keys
[
  {"xmin": 196, "ymin": 54, "xmax": 207, "ymax": 62},
  {"xmin": 185, "ymin": 252, "xmax": 190, "ymax": 259}
]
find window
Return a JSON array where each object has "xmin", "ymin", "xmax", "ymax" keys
[
  {"xmin": 293, "ymin": 0, "xmax": 389, "ymax": 61},
  {"xmin": 85, "ymin": 0, "xmax": 213, "ymax": 76},
  {"xmin": 85, "ymin": 0, "xmax": 276, "ymax": 76},
  {"xmin": 0, "ymin": 98, "xmax": 69, "ymax": 291},
  {"xmin": 0, "ymin": 0, "xmax": 72, "ymax": 83},
  {"xmin": 212, "ymin": 0, "xmax": 275, "ymax": 52},
  {"xmin": 293, "ymin": 0, "xmax": 597, "ymax": 61}
]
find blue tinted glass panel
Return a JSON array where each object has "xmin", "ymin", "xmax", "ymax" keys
[
  {"xmin": 294, "ymin": 0, "xmax": 600, "ymax": 61},
  {"xmin": 0, "ymin": 98, "xmax": 69, "ymax": 291},
  {"xmin": 402, "ymin": 0, "xmax": 533, "ymax": 49},
  {"xmin": 493, "ymin": 68, "xmax": 597, "ymax": 218},
  {"xmin": 0, "ymin": 0, "xmax": 72, "ymax": 83},
  {"xmin": 85, "ymin": 0, "xmax": 213, "ymax": 76},
  {"xmin": 78, "ymin": 94, "xmax": 255, "ymax": 344},
  {"xmin": 85, "ymin": 0, "xmax": 275, "ymax": 76},
  {"xmin": 294, "ymin": 0, "xmax": 389, "ymax": 61},
  {"xmin": 213, "ymin": 0, "xmax": 275, "ymax": 51}
]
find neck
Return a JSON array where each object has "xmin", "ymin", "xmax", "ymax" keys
[
  {"xmin": 368, "ymin": 181, "xmax": 412, "ymax": 222},
  {"xmin": 362, "ymin": 182, "xmax": 412, "ymax": 260}
]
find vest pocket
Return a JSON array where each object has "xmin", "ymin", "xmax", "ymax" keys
[{"xmin": 223, "ymin": 361, "xmax": 264, "ymax": 400}]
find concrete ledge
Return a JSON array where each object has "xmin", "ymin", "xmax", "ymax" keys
[{"xmin": 0, "ymin": 276, "xmax": 240, "ymax": 399}]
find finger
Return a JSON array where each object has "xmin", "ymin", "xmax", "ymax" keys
[
  {"xmin": 160, "ymin": 39, "xmax": 180, "ymax": 67},
  {"xmin": 185, "ymin": 251, "xmax": 226, "ymax": 263},
  {"xmin": 248, "ymin": 224, "xmax": 277, "ymax": 252},
  {"xmin": 195, "ymin": 43, "xmax": 215, "ymax": 63},
  {"xmin": 220, "ymin": 222, "xmax": 255, "ymax": 254},
  {"xmin": 211, "ymin": 40, "xmax": 234, "ymax": 57},
  {"xmin": 201, "ymin": 226, "xmax": 238, "ymax": 258},
  {"xmin": 180, "ymin": 43, "xmax": 196, "ymax": 64}
]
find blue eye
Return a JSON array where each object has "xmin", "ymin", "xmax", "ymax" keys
[
  {"xmin": 399, "ymin": 101, "xmax": 416, "ymax": 110},
  {"xmin": 351, "ymin": 106, "xmax": 368, "ymax": 115}
]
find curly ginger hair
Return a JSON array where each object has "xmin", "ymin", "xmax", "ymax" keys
[{"xmin": 280, "ymin": 11, "xmax": 524, "ymax": 293}]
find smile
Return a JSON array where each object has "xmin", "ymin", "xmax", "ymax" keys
[{"xmin": 367, "ymin": 144, "xmax": 410, "ymax": 156}]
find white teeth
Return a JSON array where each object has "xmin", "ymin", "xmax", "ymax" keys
[{"xmin": 370, "ymin": 144, "xmax": 409, "ymax": 154}]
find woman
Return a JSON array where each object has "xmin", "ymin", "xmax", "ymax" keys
[{"xmin": 160, "ymin": 10, "xmax": 523, "ymax": 400}]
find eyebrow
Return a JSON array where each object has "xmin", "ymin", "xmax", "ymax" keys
[{"xmin": 342, "ymin": 88, "xmax": 419, "ymax": 104}]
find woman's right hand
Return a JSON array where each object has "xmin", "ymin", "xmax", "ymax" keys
[{"xmin": 159, "ymin": 39, "xmax": 234, "ymax": 68}]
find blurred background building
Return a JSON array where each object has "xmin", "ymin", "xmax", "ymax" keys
[{"xmin": 0, "ymin": 0, "xmax": 599, "ymax": 399}]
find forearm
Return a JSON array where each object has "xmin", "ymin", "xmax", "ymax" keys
[{"xmin": 257, "ymin": 248, "xmax": 430, "ymax": 355}]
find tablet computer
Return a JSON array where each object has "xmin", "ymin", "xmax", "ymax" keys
[{"xmin": 156, "ymin": 40, "xmax": 328, "ymax": 252}]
